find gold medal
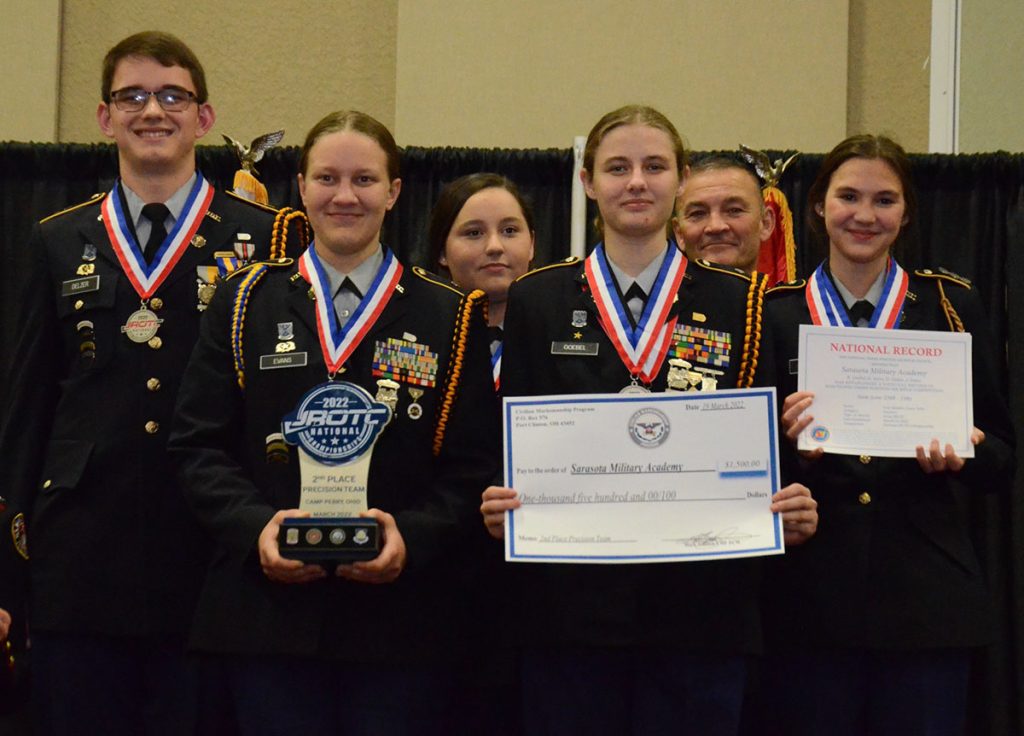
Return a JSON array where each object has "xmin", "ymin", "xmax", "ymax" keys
[
  {"xmin": 121, "ymin": 307, "xmax": 163, "ymax": 343},
  {"xmin": 407, "ymin": 388, "xmax": 424, "ymax": 420}
]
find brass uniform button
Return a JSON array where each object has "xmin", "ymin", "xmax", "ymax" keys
[
  {"xmin": 150, "ymin": 297, "xmax": 163, "ymax": 311},
  {"xmin": 858, "ymin": 492, "xmax": 872, "ymax": 505},
  {"xmin": 74, "ymin": 299, "xmax": 84, "ymax": 311},
  {"xmin": 144, "ymin": 421, "xmax": 160, "ymax": 434},
  {"xmin": 42, "ymin": 479, "xmax": 52, "ymax": 489},
  {"xmin": 148, "ymin": 336, "xmax": 163, "ymax": 350},
  {"xmin": 859, "ymin": 455, "xmax": 871, "ymax": 464},
  {"xmin": 146, "ymin": 378, "xmax": 161, "ymax": 392}
]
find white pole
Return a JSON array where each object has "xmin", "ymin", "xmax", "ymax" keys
[
  {"xmin": 929, "ymin": 0, "xmax": 961, "ymax": 153},
  {"xmin": 570, "ymin": 135, "xmax": 587, "ymax": 259}
]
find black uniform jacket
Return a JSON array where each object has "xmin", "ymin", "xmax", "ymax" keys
[
  {"xmin": 0, "ymin": 188, "xmax": 278, "ymax": 637},
  {"xmin": 168, "ymin": 261, "xmax": 500, "ymax": 663},
  {"xmin": 499, "ymin": 255, "xmax": 773, "ymax": 654},
  {"xmin": 762, "ymin": 268, "xmax": 1015, "ymax": 650}
]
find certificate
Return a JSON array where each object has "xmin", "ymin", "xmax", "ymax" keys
[
  {"xmin": 797, "ymin": 324, "xmax": 974, "ymax": 458},
  {"xmin": 503, "ymin": 389, "xmax": 783, "ymax": 564}
]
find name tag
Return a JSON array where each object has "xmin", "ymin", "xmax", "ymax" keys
[
  {"xmin": 62, "ymin": 275, "xmax": 101, "ymax": 296},
  {"xmin": 260, "ymin": 352, "xmax": 309, "ymax": 370},
  {"xmin": 550, "ymin": 341, "xmax": 599, "ymax": 356}
]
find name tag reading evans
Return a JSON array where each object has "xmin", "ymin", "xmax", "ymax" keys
[
  {"xmin": 260, "ymin": 352, "xmax": 309, "ymax": 370},
  {"xmin": 551, "ymin": 341, "xmax": 600, "ymax": 356},
  {"xmin": 61, "ymin": 275, "xmax": 101, "ymax": 296}
]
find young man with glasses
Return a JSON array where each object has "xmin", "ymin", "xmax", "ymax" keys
[{"xmin": 0, "ymin": 31, "xmax": 285, "ymax": 733}]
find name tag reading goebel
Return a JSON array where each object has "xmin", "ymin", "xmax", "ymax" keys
[{"xmin": 278, "ymin": 380, "xmax": 395, "ymax": 562}]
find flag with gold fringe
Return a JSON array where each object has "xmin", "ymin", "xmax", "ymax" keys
[
  {"xmin": 222, "ymin": 130, "xmax": 285, "ymax": 206},
  {"xmin": 740, "ymin": 145, "xmax": 799, "ymax": 285}
]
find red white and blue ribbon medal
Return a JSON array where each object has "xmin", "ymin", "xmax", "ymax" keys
[
  {"xmin": 298, "ymin": 244, "xmax": 403, "ymax": 377},
  {"xmin": 584, "ymin": 243, "xmax": 686, "ymax": 390},
  {"xmin": 805, "ymin": 257, "xmax": 908, "ymax": 328},
  {"xmin": 491, "ymin": 342, "xmax": 502, "ymax": 391},
  {"xmin": 103, "ymin": 175, "xmax": 213, "ymax": 342},
  {"xmin": 285, "ymin": 245, "xmax": 402, "ymax": 517}
]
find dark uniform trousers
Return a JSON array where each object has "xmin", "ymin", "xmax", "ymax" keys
[
  {"xmin": 499, "ymin": 255, "xmax": 773, "ymax": 736},
  {"xmin": 167, "ymin": 261, "xmax": 500, "ymax": 735},
  {"xmin": 0, "ymin": 187, "xmax": 281, "ymax": 735},
  {"xmin": 756, "ymin": 269, "xmax": 1015, "ymax": 736}
]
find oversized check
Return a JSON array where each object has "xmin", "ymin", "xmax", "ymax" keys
[
  {"xmin": 797, "ymin": 324, "xmax": 973, "ymax": 458},
  {"xmin": 503, "ymin": 389, "xmax": 783, "ymax": 563}
]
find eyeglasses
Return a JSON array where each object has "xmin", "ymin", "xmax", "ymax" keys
[{"xmin": 108, "ymin": 87, "xmax": 198, "ymax": 112}]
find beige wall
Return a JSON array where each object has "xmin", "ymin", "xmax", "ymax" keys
[
  {"xmin": 395, "ymin": 0, "xmax": 849, "ymax": 151},
  {"xmin": 846, "ymin": 0, "xmax": 930, "ymax": 152},
  {"xmin": 57, "ymin": 0, "xmax": 397, "ymax": 148},
  {"xmin": 959, "ymin": 0, "xmax": 1024, "ymax": 153},
  {"xmin": 0, "ymin": 0, "xmax": 61, "ymax": 142},
  {"xmin": 7, "ymin": 1, "xmax": 1020, "ymax": 154}
]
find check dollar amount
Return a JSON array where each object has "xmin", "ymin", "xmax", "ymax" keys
[{"xmin": 502, "ymin": 390, "xmax": 784, "ymax": 563}]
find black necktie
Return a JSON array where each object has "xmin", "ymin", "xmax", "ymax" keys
[
  {"xmin": 848, "ymin": 299, "xmax": 875, "ymax": 326},
  {"xmin": 623, "ymin": 282, "xmax": 647, "ymax": 328},
  {"xmin": 487, "ymin": 325, "xmax": 504, "ymax": 344},
  {"xmin": 141, "ymin": 203, "xmax": 170, "ymax": 264},
  {"xmin": 338, "ymin": 278, "xmax": 363, "ymax": 299}
]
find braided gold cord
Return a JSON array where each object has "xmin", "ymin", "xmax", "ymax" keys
[
  {"xmin": 738, "ymin": 272, "xmax": 768, "ymax": 388},
  {"xmin": 433, "ymin": 289, "xmax": 485, "ymax": 457},
  {"xmin": 285, "ymin": 210, "xmax": 310, "ymax": 258},
  {"xmin": 937, "ymin": 280, "xmax": 965, "ymax": 333},
  {"xmin": 270, "ymin": 210, "xmax": 286, "ymax": 260},
  {"xmin": 231, "ymin": 264, "xmax": 269, "ymax": 390}
]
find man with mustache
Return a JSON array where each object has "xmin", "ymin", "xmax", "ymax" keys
[{"xmin": 673, "ymin": 156, "xmax": 776, "ymax": 275}]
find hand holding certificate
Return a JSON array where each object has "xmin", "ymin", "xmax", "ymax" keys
[
  {"xmin": 796, "ymin": 325, "xmax": 974, "ymax": 458},
  {"xmin": 502, "ymin": 389, "xmax": 784, "ymax": 564}
]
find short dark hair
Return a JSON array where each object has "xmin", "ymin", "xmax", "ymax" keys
[
  {"xmin": 806, "ymin": 134, "xmax": 917, "ymax": 256},
  {"xmin": 687, "ymin": 153, "xmax": 761, "ymax": 187},
  {"xmin": 427, "ymin": 173, "xmax": 535, "ymax": 274},
  {"xmin": 101, "ymin": 31, "xmax": 208, "ymax": 103},
  {"xmin": 298, "ymin": 110, "xmax": 400, "ymax": 181},
  {"xmin": 681, "ymin": 154, "xmax": 764, "ymax": 213}
]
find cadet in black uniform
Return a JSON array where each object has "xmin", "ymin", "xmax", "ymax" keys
[
  {"xmin": 0, "ymin": 495, "xmax": 29, "ymax": 733},
  {"xmin": 0, "ymin": 31, "xmax": 287, "ymax": 734},
  {"xmin": 480, "ymin": 105, "xmax": 818, "ymax": 736},
  {"xmin": 761, "ymin": 135, "xmax": 1015, "ymax": 736},
  {"xmin": 169, "ymin": 110, "xmax": 499, "ymax": 735}
]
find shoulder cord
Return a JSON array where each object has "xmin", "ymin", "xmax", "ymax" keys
[
  {"xmin": 937, "ymin": 280, "xmax": 965, "ymax": 333},
  {"xmin": 433, "ymin": 289, "xmax": 486, "ymax": 457},
  {"xmin": 270, "ymin": 208, "xmax": 310, "ymax": 260},
  {"xmin": 230, "ymin": 264, "xmax": 270, "ymax": 390},
  {"xmin": 737, "ymin": 271, "xmax": 769, "ymax": 388}
]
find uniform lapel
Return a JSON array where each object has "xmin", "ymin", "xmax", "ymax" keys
[{"xmin": 156, "ymin": 190, "xmax": 239, "ymax": 291}]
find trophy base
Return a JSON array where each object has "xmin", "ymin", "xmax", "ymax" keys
[{"xmin": 278, "ymin": 518, "xmax": 380, "ymax": 562}]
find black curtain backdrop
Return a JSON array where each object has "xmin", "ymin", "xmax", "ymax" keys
[{"xmin": 1, "ymin": 142, "xmax": 1022, "ymax": 735}]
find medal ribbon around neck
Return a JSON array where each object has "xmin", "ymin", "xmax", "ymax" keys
[
  {"xmin": 491, "ymin": 342, "xmax": 502, "ymax": 391},
  {"xmin": 101, "ymin": 175, "xmax": 213, "ymax": 300},
  {"xmin": 806, "ymin": 257, "xmax": 908, "ymax": 328},
  {"xmin": 584, "ymin": 243, "xmax": 686, "ymax": 383},
  {"xmin": 298, "ymin": 244, "xmax": 403, "ymax": 376}
]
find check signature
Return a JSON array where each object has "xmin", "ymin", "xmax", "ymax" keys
[{"xmin": 672, "ymin": 528, "xmax": 756, "ymax": 547}]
